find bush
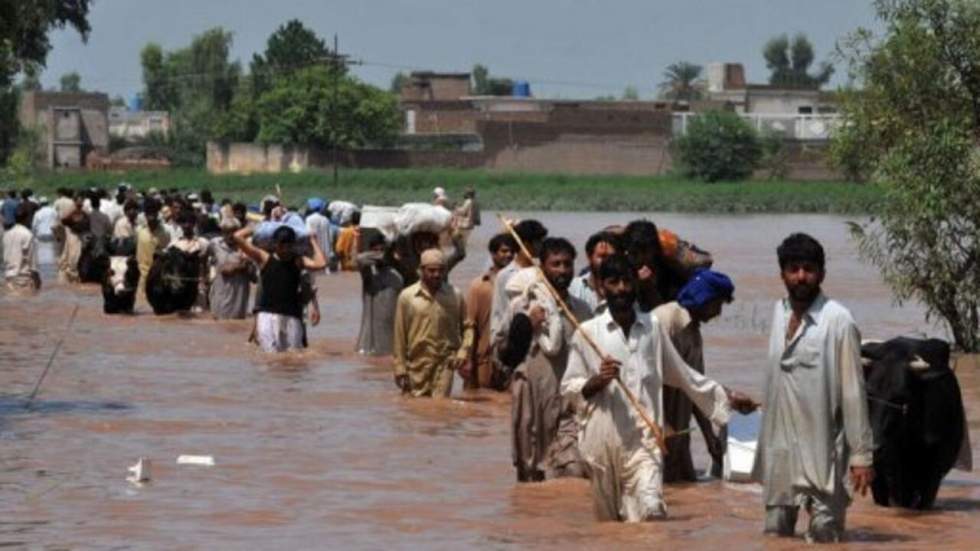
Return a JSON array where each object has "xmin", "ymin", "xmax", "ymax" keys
[{"xmin": 675, "ymin": 110, "xmax": 762, "ymax": 182}]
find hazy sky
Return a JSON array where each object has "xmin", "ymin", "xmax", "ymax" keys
[{"xmin": 40, "ymin": 0, "xmax": 880, "ymax": 100}]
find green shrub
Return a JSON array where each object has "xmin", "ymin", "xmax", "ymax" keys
[{"xmin": 675, "ymin": 110, "xmax": 763, "ymax": 182}]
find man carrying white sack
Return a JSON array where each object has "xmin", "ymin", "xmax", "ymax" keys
[{"xmin": 561, "ymin": 254, "xmax": 756, "ymax": 522}]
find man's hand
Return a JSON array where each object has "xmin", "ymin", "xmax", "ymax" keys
[
  {"xmin": 527, "ymin": 305, "xmax": 547, "ymax": 334},
  {"xmin": 582, "ymin": 357, "xmax": 621, "ymax": 399},
  {"xmin": 309, "ymin": 305, "xmax": 321, "ymax": 327},
  {"xmin": 725, "ymin": 388, "xmax": 760, "ymax": 414},
  {"xmin": 636, "ymin": 265, "xmax": 656, "ymax": 282},
  {"xmin": 394, "ymin": 374, "xmax": 410, "ymax": 393},
  {"xmin": 851, "ymin": 466, "xmax": 874, "ymax": 497}
]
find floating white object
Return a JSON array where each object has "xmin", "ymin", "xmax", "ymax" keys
[
  {"xmin": 127, "ymin": 457, "xmax": 151, "ymax": 484},
  {"xmin": 176, "ymin": 455, "xmax": 215, "ymax": 466},
  {"xmin": 724, "ymin": 411, "xmax": 761, "ymax": 483}
]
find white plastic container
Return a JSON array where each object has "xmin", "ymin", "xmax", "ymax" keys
[{"xmin": 724, "ymin": 410, "xmax": 761, "ymax": 482}]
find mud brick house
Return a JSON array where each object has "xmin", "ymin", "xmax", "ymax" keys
[{"xmin": 18, "ymin": 91, "xmax": 110, "ymax": 168}]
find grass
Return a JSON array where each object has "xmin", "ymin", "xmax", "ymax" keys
[{"xmin": 24, "ymin": 168, "xmax": 882, "ymax": 214}]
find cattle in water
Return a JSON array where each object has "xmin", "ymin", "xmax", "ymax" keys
[
  {"xmin": 102, "ymin": 256, "xmax": 139, "ymax": 314},
  {"xmin": 860, "ymin": 337, "xmax": 969, "ymax": 509},
  {"xmin": 145, "ymin": 248, "xmax": 200, "ymax": 315},
  {"xmin": 78, "ymin": 234, "xmax": 111, "ymax": 283}
]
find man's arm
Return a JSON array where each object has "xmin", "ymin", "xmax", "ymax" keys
[
  {"xmin": 392, "ymin": 292, "xmax": 410, "ymax": 391},
  {"xmin": 839, "ymin": 320, "xmax": 875, "ymax": 495},
  {"xmin": 232, "ymin": 226, "xmax": 269, "ymax": 266},
  {"xmin": 301, "ymin": 234, "xmax": 327, "ymax": 271},
  {"xmin": 658, "ymin": 322, "xmax": 733, "ymax": 428}
]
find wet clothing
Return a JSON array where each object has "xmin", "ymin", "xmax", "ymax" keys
[
  {"xmin": 393, "ymin": 281, "xmax": 473, "ymax": 398},
  {"xmin": 113, "ymin": 216, "xmax": 136, "ymax": 240},
  {"xmin": 207, "ymin": 238, "xmax": 253, "ymax": 320},
  {"xmin": 136, "ymin": 225, "xmax": 170, "ymax": 301},
  {"xmin": 464, "ymin": 268, "xmax": 500, "ymax": 389},
  {"xmin": 256, "ymin": 312, "xmax": 305, "ymax": 353},
  {"xmin": 1, "ymin": 198, "xmax": 19, "ymax": 229},
  {"xmin": 335, "ymin": 226, "xmax": 360, "ymax": 271},
  {"xmin": 653, "ymin": 301, "xmax": 727, "ymax": 481},
  {"xmin": 257, "ymin": 255, "xmax": 303, "ymax": 319},
  {"xmin": 561, "ymin": 306, "xmax": 731, "ymax": 522},
  {"xmin": 31, "ymin": 206, "xmax": 57, "ymax": 242},
  {"xmin": 503, "ymin": 281, "xmax": 592, "ymax": 482},
  {"xmin": 58, "ymin": 211, "xmax": 88, "ymax": 284},
  {"xmin": 89, "ymin": 209, "xmax": 112, "ymax": 240},
  {"xmin": 3, "ymin": 224, "xmax": 39, "ymax": 293},
  {"xmin": 751, "ymin": 294, "xmax": 873, "ymax": 541},
  {"xmin": 306, "ymin": 211, "xmax": 336, "ymax": 269},
  {"xmin": 355, "ymin": 251, "xmax": 403, "ymax": 356},
  {"xmin": 489, "ymin": 260, "xmax": 524, "ymax": 338}
]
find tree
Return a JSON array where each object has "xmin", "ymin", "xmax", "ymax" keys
[
  {"xmin": 675, "ymin": 110, "xmax": 762, "ymax": 182},
  {"xmin": 21, "ymin": 70, "xmax": 42, "ymax": 91},
  {"xmin": 763, "ymin": 33, "xmax": 833, "ymax": 88},
  {"xmin": 255, "ymin": 66, "xmax": 401, "ymax": 149},
  {"xmin": 658, "ymin": 62, "xmax": 704, "ymax": 101},
  {"xmin": 622, "ymin": 85, "xmax": 639, "ymax": 100},
  {"xmin": 471, "ymin": 63, "xmax": 513, "ymax": 96},
  {"xmin": 250, "ymin": 19, "xmax": 336, "ymax": 99},
  {"xmin": 59, "ymin": 71, "xmax": 81, "ymax": 92},
  {"xmin": 834, "ymin": 0, "xmax": 980, "ymax": 352},
  {"xmin": 390, "ymin": 71, "xmax": 409, "ymax": 94}
]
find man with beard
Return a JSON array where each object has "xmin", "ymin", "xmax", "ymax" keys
[
  {"xmin": 207, "ymin": 217, "xmax": 254, "ymax": 320},
  {"xmin": 461, "ymin": 233, "xmax": 516, "ymax": 390},
  {"xmin": 568, "ymin": 231, "xmax": 619, "ymax": 314},
  {"xmin": 751, "ymin": 233, "xmax": 874, "ymax": 544},
  {"xmin": 561, "ymin": 255, "xmax": 755, "ymax": 522},
  {"xmin": 654, "ymin": 269, "xmax": 736, "ymax": 482},
  {"xmin": 502, "ymin": 237, "xmax": 591, "ymax": 481},
  {"xmin": 392, "ymin": 248, "xmax": 473, "ymax": 398}
]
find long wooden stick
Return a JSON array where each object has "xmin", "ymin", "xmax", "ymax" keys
[
  {"xmin": 26, "ymin": 303, "xmax": 80, "ymax": 409},
  {"xmin": 497, "ymin": 214, "xmax": 668, "ymax": 454}
]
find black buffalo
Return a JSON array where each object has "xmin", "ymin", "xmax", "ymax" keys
[
  {"xmin": 145, "ymin": 248, "xmax": 200, "ymax": 315},
  {"xmin": 78, "ymin": 234, "xmax": 111, "ymax": 284},
  {"xmin": 861, "ymin": 337, "xmax": 967, "ymax": 509},
  {"xmin": 102, "ymin": 256, "xmax": 139, "ymax": 314}
]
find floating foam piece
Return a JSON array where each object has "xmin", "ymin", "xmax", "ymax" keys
[{"xmin": 177, "ymin": 455, "xmax": 215, "ymax": 466}]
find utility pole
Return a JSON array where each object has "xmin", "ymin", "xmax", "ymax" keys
[{"xmin": 328, "ymin": 34, "xmax": 360, "ymax": 188}]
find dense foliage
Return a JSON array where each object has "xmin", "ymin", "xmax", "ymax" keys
[{"xmin": 675, "ymin": 110, "xmax": 763, "ymax": 182}]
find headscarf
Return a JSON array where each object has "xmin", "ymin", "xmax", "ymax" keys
[
  {"xmin": 307, "ymin": 198, "xmax": 326, "ymax": 213},
  {"xmin": 677, "ymin": 268, "xmax": 735, "ymax": 310}
]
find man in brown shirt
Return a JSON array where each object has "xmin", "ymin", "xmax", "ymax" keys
[{"xmin": 461, "ymin": 233, "xmax": 516, "ymax": 390}]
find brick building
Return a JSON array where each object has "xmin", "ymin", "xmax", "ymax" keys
[{"xmin": 18, "ymin": 91, "xmax": 110, "ymax": 168}]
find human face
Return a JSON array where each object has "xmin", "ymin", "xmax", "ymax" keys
[
  {"xmin": 600, "ymin": 275, "xmax": 636, "ymax": 313},
  {"xmin": 491, "ymin": 244, "xmax": 515, "ymax": 270},
  {"xmin": 233, "ymin": 208, "xmax": 246, "ymax": 224},
  {"xmin": 692, "ymin": 298, "xmax": 726, "ymax": 324},
  {"xmin": 146, "ymin": 211, "xmax": 160, "ymax": 229},
  {"xmin": 125, "ymin": 205, "xmax": 138, "ymax": 221},
  {"xmin": 542, "ymin": 251, "xmax": 574, "ymax": 292},
  {"xmin": 179, "ymin": 220, "xmax": 196, "ymax": 238},
  {"xmin": 421, "ymin": 263, "xmax": 446, "ymax": 291},
  {"xmin": 781, "ymin": 260, "xmax": 824, "ymax": 305},
  {"xmin": 589, "ymin": 241, "xmax": 616, "ymax": 273}
]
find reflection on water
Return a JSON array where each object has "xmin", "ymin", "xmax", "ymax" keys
[{"xmin": 0, "ymin": 213, "xmax": 975, "ymax": 549}]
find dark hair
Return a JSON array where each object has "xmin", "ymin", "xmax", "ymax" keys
[
  {"xmin": 8, "ymin": 189, "xmax": 17, "ymax": 198},
  {"xmin": 200, "ymin": 189, "xmax": 214, "ymax": 204},
  {"xmin": 488, "ymin": 233, "xmax": 517, "ymax": 254},
  {"xmin": 514, "ymin": 219, "xmax": 547, "ymax": 243},
  {"xmin": 176, "ymin": 210, "xmax": 197, "ymax": 226},
  {"xmin": 585, "ymin": 231, "xmax": 619, "ymax": 257},
  {"xmin": 231, "ymin": 201, "xmax": 247, "ymax": 213},
  {"xmin": 144, "ymin": 198, "xmax": 161, "ymax": 215},
  {"xmin": 351, "ymin": 210, "xmax": 362, "ymax": 225},
  {"xmin": 90, "ymin": 195, "xmax": 101, "ymax": 210},
  {"xmin": 14, "ymin": 202, "xmax": 33, "ymax": 226},
  {"xmin": 124, "ymin": 199, "xmax": 139, "ymax": 211},
  {"xmin": 624, "ymin": 220, "xmax": 662, "ymax": 259},
  {"xmin": 273, "ymin": 225, "xmax": 296, "ymax": 244},
  {"xmin": 366, "ymin": 232, "xmax": 386, "ymax": 249},
  {"xmin": 20, "ymin": 188, "xmax": 33, "ymax": 200},
  {"xmin": 777, "ymin": 233, "xmax": 825, "ymax": 270},
  {"xmin": 539, "ymin": 237, "xmax": 576, "ymax": 263},
  {"xmin": 597, "ymin": 254, "xmax": 635, "ymax": 282}
]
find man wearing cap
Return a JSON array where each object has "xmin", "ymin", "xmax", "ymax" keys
[
  {"xmin": 392, "ymin": 248, "xmax": 473, "ymax": 398},
  {"xmin": 653, "ymin": 268, "xmax": 735, "ymax": 481}
]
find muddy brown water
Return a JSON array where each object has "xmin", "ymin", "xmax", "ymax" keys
[{"xmin": 1, "ymin": 212, "xmax": 977, "ymax": 549}]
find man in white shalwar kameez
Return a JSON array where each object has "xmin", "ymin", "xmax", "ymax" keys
[
  {"xmin": 561, "ymin": 255, "xmax": 754, "ymax": 522},
  {"xmin": 751, "ymin": 233, "xmax": 874, "ymax": 544}
]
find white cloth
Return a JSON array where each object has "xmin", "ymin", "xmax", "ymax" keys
[
  {"xmin": 561, "ymin": 305, "xmax": 731, "ymax": 522},
  {"xmin": 751, "ymin": 295, "xmax": 874, "ymax": 507},
  {"xmin": 101, "ymin": 199, "xmax": 123, "ymax": 225},
  {"xmin": 489, "ymin": 260, "xmax": 522, "ymax": 338},
  {"xmin": 306, "ymin": 212, "xmax": 335, "ymax": 263},
  {"xmin": 256, "ymin": 312, "xmax": 305, "ymax": 352},
  {"xmin": 168, "ymin": 236, "xmax": 209, "ymax": 255},
  {"xmin": 568, "ymin": 271, "xmax": 603, "ymax": 314},
  {"xmin": 113, "ymin": 216, "xmax": 136, "ymax": 240},
  {"xmin": 31, "ymin": 206, "xmax": 57, "ymax": 241},
  {"xmin": 3, "ymin": 224, "xmax": 38, "ymax": 284}
]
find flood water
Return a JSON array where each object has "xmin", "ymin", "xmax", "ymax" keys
[{"xmin": 1, "ymin": 212, "xmax": 977, "ymax": 549}]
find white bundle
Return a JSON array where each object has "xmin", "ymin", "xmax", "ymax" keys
[
  {"xmin": 394, "ymin": 203, "xmax": 453, "ymax": 236},
  {"xmin": 327, "ymin": 200, "xmax": 358, "ymax": 226},
  {"xmin": 360, "ymin": 205, "xmax": 400, "ymax": 242}
]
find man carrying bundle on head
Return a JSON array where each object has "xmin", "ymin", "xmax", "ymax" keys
[
  {"xmin": 392, "ymin": 248, "xmax": 473, "ymax": 398},
  {"xmin": 561, "ymin": 255, "xmax": 756, "ymax": 522},
  {"xmin": 653, "ymin": 269, "xmax": 736, "ymax": 481},
  {"xmin": 498, "ymin": 237, "xmax": 591, "ymax": 482}
]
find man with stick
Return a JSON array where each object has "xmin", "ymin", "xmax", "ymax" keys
[
  {"xmin": 752, "ymin": 233, "xmax": 874, "ymax": 543},
  {"xmin": 561, "ymin": 255, "xmax": 755, "ymax": 522}
]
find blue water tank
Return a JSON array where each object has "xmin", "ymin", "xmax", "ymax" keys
[
  {"xmin": 128, "ymin": 94, "xmax": 143, "ymax": 112},
  {"xmin": 512, "ymin": 80, "xmax": 532, "ymax": 97}
]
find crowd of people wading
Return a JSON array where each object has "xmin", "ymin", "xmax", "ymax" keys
[{"xmin": 4, "ymin": 181, "xmax": 933, "ymax": 544}]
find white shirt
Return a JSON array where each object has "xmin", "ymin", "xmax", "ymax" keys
[
  {"xmin": 3, "ymin": 224, "xmax": 38, "ymax": 281},
  {"xmin": 752, "ymin": 294, "xmax": 874, "ymax": 506},
  {"xmin": 562, "ymin": 305, "xmax": 730, "ymax": 454},
  {"xmin": 306, "ymin": 212, "xmax": 335, "ymax": 261},
  {"xmin": 568, "ymin": 271, "xmax": 603, "ymax": 314},
  {"xmin": 31, "ymin": 206, "xmax": 58, "ymax": 240},
  {"xmin": 101, "ymin": 199, "xmax": 124, "ymax": 224}
]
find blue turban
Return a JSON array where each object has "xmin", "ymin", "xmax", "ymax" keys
[
  {"xmin": 306, "ymin": 197, "xmax": 326, "ymax": 213},
  {"xmin": 677, "ymin": 269, "xmax": 735, "ymax": 310}
]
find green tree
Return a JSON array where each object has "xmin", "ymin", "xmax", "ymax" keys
[
  {"xmin": 250, "ymin": 20, "xmax": 336, "ymax": 99},
  {"xmin": 59, "ymin": 71, "xmax": 81, "ymax": 92},
  {"xmin": 21, "ymin": 70, "xmax": 42, "ymax": 91},
  {"xmin": 658, "ymin": 62, "xmax": 704, "ymax": 101},
  {"xmin": 471, "ymin": 63, "xmax": 513, "ymax": 96},
  {"xmin": 622, "ymin": 85, "xmax": 639, "ymax": 100},
  {"xmin": 255, "ymin": 66, "xmax": 401, "ymax": 149},
  {"xmin": 763, "ymin": 33, "xmax": 834, "ymax": 88},
  {"xmin": 675, "ymin": 110, "xmax": 762, "ymax": 182},
  {"xmin": 390, "ymin": 71, "xmax": 409, "ymax": 94},
  {"xmin": 835, "ymin": 0, "xmax": 980, "ymax": 351}
]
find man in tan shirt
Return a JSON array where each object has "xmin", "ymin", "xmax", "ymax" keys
[
  {"xmin": 393, "ymin": 248, "xmax": 474, "ymax": 398},
  {"xmin": 462, "ymin": 233, "xmax": 515, "ymax": 390}
]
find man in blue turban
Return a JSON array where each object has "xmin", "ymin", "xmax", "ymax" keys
[{"xmin": 653, "ymin": 268, "xmax": 737, "ymax": 482}]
